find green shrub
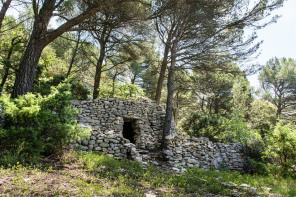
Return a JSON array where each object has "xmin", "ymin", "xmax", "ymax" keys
[
  {"xmin": 264, "ymin": 121, "xmax": 296, "ymax": 177},
  {"xmin": 220, "ymin": 112, "xmax": 266, "ymax": 161},
  {"xmin": 32, "ymin": 75, "xmax": 90, "ymax": 100},
  {"xmin": 70, "ymin": 79, "xmax": 90, "ymax": 100},
  {"xmin": 246, "ymin": 158, "xmax": 269, "ymax": 176},
  {"xmin": 0, "ymin": 83, "xmax": 90, "ymax": 165},
  {"xmin": 181, "ymin": 113, "xmax": 227, "ymax": 142}
]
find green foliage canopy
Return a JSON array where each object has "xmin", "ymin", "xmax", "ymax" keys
[{"xmin": 259, "ymin": 57, "xmax": 296, "ymax": 119}]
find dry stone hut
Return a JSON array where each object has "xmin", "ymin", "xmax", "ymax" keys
[{"xmin": 72, "ymin": 98, "xmax": 247, "ymax": 172}]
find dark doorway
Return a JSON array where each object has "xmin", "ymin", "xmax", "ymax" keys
[{"xmin": 123, "ymin": 120, "xmax": 136, "ymax": 143}]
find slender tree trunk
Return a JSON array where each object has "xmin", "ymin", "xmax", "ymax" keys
[
  {"xmin": 0, "ymin": 66, "xmax": 9, "ymax": 94},
  {"xmin": 0, "ymin": 0, "xmax": 12, "ymax": 31},
  {"xmin": 93, "ymin": 45, "xmax": 105, "ymax": 99},
  {"xmin": 276, "ymin": 95, "xmax": 282, "ymax": 119},
  {"xmin": 214, "ymin": 97, "xmax": 219, "ymax": 114},
  {"xmin": 155, "ymin": 42, "xmax": 170, "ymax": 105},
  {"xmin": 173, "ymin": 90, "xmax": 179, "ymax": 122},
  {"xmin": 131, "ymin": 76, "xmax": 136, "ymax": 84},
  {"xmin": 161, "ymin": 43, "xmax": 177, "ymax": 149},
  {"xmin": 112, "ymin": 76, "xmax": 116, "ymax": 97},
  {"xmin": 201, "ymin": 96, "xmax": 206, "ymax": 113},
  {"xmin": 0, "ymin": 39, "xmax": 14, "ymax": 94},
  {"xmin": 66, "ymin": 31, "xmax": 81, "ymax": 78},
  {"xmin": 130, "ymin": 77, "xmax": 134, "ymax": 97},
  {"xmin": 92, "ymin": 24, "xmax": 111, "ymax": 99}
]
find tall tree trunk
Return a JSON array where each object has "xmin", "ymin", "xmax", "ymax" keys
[
  {"xmin": 11, "ymin": 39, "xmax": 45, "ymax": 98},
  {"xmin": 66, "ymin": 31, "xmax": 81, "ymax": 78},
  {"xmin": 161, "ymin": 43, "xmax": 177, "ymax": 149},
  {"xmin": 155, "ymin": 42, "xmax": 170, "ymax": 104},
  {"xmin": 93, "ymin": 43, "xmax": 106, "ymax": 99},
  {"xmin": 11, "ymin": 0, "xmax": 56, "ymax": 98},
  {"xmin": 0, "ymin": 0, "xmax": 12, "ymax": 31}
]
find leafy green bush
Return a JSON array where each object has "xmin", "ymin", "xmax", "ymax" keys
[
  {"xmin": 181, "ymin": 113, "xmax": 227, "ymax": 142},
  {"xmin": 33, "ymin": 75, "xmax": 90, "ymax": 100},
  {"xmin": 264, "ymin": 121, "xmax": 296, "ymax": 177},
  {"xmin": 70, "ymin": 79, "xmax": 90, "ymax": 100},
  {"xmin": 221, "ymin": 112, "xmax": 265, "ymax": 161},
  {"xmin": 0, "ymin": 83, "xmax": 90, "ymax": 165},
  {"xmin": 246, "ymin": 158, "xmax": 269, "ymax": 176},
  {"xmin": 182, "ymin": 111, "xmax": 266, "ymax": 163}
]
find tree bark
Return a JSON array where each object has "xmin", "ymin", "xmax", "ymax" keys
[
  {"xmin": 0, "ymin": 0, "xmax": 12, "ymax": 31},
  {"xmin": 11, "ymin": 39, "xmax": 45, "ymax": 98},
  {"xmin": 155, "ymin": 43, "xmax": 170, "ymax": 105},
  {"xmin": 0, "ymin": 37, "xmax": 16, "ymax": 94},
  {"xmin": 0, "ymin": 66, "xmax": 10, "ymax": 94},
  {"xmin": 131, "ymin": 75, "xmax": 136, "ymax": 84},
  {"xmin": 173, "ymin": 90, "xmax": 179, "ymax": 122},
  {"xmin": 66, "ymin": 31, "xmax": 81, "ymax": 78},
  {"xmin": 276, "ymin": 95, "xmax": 282, "ymax": 119},
  {"xmin": 112, "ymin": 76, "xmax": 116, "ymax": 97},
  {"xmin": 93, "ymin": 49, "xmax": 105, "ymax": 99},
  {"xmin": 161, "ymin": 43, "xmax": 177, "ymax": 149},
  {"xmin": 93, "ymin": 43, "xmax": 106, "ymax": 99},
  {"xmin": 214, "ymin": 97, "xmax": 219, "ymax": 114}
]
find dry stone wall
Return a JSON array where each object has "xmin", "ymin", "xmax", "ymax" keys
[
  {"xmin": 72, "ymin": 98, "xmax": 247, "ymax": 171},
  {"xmin": 164, "ymin": 135, "xmax": 246, "ymax": 172}
]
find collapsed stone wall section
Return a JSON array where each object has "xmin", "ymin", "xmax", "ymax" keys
[{"xmin": 163, "ymin": 135, "xmax": 246, "ymax": 172}]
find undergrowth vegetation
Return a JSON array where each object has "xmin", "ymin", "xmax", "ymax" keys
[
  {"xmin": 1, "ymin": 151, "xmax": 295, "ymax": 196},
  {"xmin": 0, "ymin": 83, "xmax": 90, "ymax": 165}
]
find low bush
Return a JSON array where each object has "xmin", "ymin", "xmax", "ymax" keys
[
  {"xmin": 182, "ymin": 112, "xmax": 265, "ymax": 161},
  {"xmin": 264, "ymin": 121, "xmax": 296, "ymax": 177},
  {"xmin": 32, "ymin": 75, "xmax": 90, "ymax": 100},
  {"xmin": 0, "ymin": 83, "xmax": 90, "ymax": 165},
  {"xmin": 180, "ymin": 113, "xmax": 227, "ymax": 142},
  {"xmin": 246, "ymin": 158, "xmax": 269, "ymax": 176}
]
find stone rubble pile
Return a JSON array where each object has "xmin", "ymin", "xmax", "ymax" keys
[{"xmin": 72, "ymin": 98, "xmax": 247, "ymax": 172}]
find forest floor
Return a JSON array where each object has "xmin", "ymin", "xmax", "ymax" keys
[{"xmin": 0, "ymin": 150, "xmax": 295, "ymax": 197}]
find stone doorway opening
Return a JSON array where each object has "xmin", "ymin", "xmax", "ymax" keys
[{"xmin": 123, "ymin": 119, "xmax": 138, "ymax": 144}]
